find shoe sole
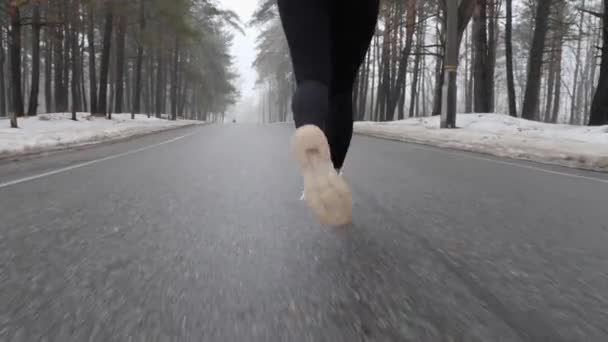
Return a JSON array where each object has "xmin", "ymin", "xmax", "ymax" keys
[{"xmin": 291, "ymin": 125, "xmax": 353, "ymax": 226}]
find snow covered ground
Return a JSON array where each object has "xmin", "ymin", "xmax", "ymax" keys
[
  {"xmin": 0, "ymin": 113, "xmax": 203, "ymax": 158},
  {"xmin": 355, "ymin": 114, "xmax": 608, "ymax": 172}
]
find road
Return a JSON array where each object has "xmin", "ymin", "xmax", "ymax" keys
[{"xmin": 1, "ymin": 124, "xmax": 608, "ymax": 342}]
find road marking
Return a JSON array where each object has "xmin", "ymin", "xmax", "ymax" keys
[
  {"xmin": 0, "ymin": 132, "xmax": 195, "ymax": 190},
  {"xmin": 403, "ymin": 143, "xmax": 608, "ymax": 185}
]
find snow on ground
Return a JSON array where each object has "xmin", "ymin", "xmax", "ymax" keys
[
  {"xmin": 355, "ymin": 113, "xmax": 608, "ymax": 172},
  {"xmin": 0, "ymin": 113, "xmax": 203, "ymax": 158}
]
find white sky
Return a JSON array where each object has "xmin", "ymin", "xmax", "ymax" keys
[{"xmin": 219, "ymin": 0, "xmax": 259, "ymax": 99}]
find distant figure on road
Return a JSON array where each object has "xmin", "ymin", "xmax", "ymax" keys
[{"xmin": 278, "ymin": 0, "xmax": 379, "ymax": 226}]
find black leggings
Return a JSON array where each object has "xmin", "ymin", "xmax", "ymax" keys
[{"xmin": 278, "ymin": 0, "xmax": 379, "ymax": 169}]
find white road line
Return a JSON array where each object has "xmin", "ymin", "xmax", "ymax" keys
[
  {"xmin": 0, "ymin": 132, "xmax": 195, "ymax": 190},
  {"xmin": 403, "ymin": 143, "xmax": 608, "ymax": 185}
]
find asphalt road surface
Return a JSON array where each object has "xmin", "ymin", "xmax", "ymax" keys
[{"xmin": 1, "ymin": 124, "xmax": 608, "ymax": 342}]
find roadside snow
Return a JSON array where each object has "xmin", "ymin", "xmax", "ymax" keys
[
  {"xmin": 355, "ymin": 114, "xmax": 608, "ymax": 172},
  {"xmin": 0, "ymin": 113, "xmax": 203, "ymax": 158}
]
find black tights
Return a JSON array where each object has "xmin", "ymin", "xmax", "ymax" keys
[{"xmin": 278, "ymin": 0, "xmax": 379, "ymax": 169}]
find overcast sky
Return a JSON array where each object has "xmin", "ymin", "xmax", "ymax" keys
[{"xmin": 219, "ymin": 0, "xmax": 259, "ymax": 99}]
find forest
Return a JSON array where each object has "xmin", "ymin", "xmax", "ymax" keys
[
  {"xmin": 1, "ymin": 0, "xmax": 240, "ymax": 128},
  {"xmin": 252, "ymin": 0, "xmax": 608, "ymax": 127}
]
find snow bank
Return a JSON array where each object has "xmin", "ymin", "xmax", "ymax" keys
[
  {"xmin": 354, "ymin": 114, "xmax": 608, "ymax": 172},
  {"xmin": 0, "ymin": 113, "xmax": 203, "ymax": 158}
]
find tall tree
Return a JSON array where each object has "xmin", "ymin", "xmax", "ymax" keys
[
  {"xmin": 27, "ymin": 1, "xmax": 42, "ymax": 116},
  {"xmin": 0, "ymin": 24, "xmax": 6, "ymax": 117},
  {"xmin": 70, "ymin": 0, "xmax": 80, "ymax": 121},
  {"xmin": 505, "ymin": 0, "xmax": 517, "ymax": 117},
  {"xmin": 87, "ymin": 1, "xmax": 97, "ymax": 114},
  {"xmin": 589, "ymin": 0, "xmax": 608, "ymax": 126},
  {"xmin": 472, "ymin": 0, "xmax": 492, "ymax": 113},
  {"xmin": 98, "ymin": 0, "xmax": 114, "ymax": 116},
  {"xmin": 8, "ymin": 0, "xmax": 23, "ymax": 127},
  {"xmin": 521, "ymin": 0, "xmax": 553, "ymax": 120},
  {"xmin": 132, "ymin": 0, "xmax": 145, "ymax": 118},
  {"xmin": 114, "ymin": 13, "xmax": 126, "ymax": 113},
  {"xmin": 388, "ymin": 0, "xmax": 417, "ymax": 120}
]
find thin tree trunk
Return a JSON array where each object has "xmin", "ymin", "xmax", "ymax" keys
[
  {"xmin": 473, "ymin": 0, "xmax": 491, "ymax": 113},
  {"xmin": 505, "ymin": 0, "xmax": 517, "ymax": 116},
  {"xmin": 155, "ymin": 49, "xmax": 163, "ymax": 118},
  {"xmin": 124, "ymin": 60, "xmax": 131, "ymax": 112},
  {"xmin": 432, "ymin": 3, "xmax": 444, "ymax": 116},
  {"xmin": 370, "ymin": 36, "xmax": 377, "ymax": 120},
  {"xmin": 70, "ymin": 11, "xmax": 80, "ymax": 121},
  {"xmin": 486, "ymin": 0, "xmax": 497, "ymax": 112},
  {"xmin": 62, "ymin": 1, "xmax": 70, "ymax": 112},
  {"xmin": 521, "ymin": 0, "xmax": 552, "ymax": 120},
  {"xmin": 0, "ymin": 25, "xmax": 6, "ymax": 117},
  {"xmin": 588, "ymin": 0, "xmax": 608, "ymax": 126},
  {"xmin": 409, "ymin": 4, "xmax": 425, "ymax": 118},
  {"xmin": 108, "ymin": 43, "xmax": 115, "ymax": 118},
  {"xmin": 466, "ymin": 25, "xmax": 474, "ymax": 113},
  {"xmin": 551, "ymin": 44, "xmax": 563, "ymax": 123},
  {"xmin": 80, "ymin": 32, "xmax": 87, "ymax": 112},
  {"xmin": 584, "ymin": 27, "xmax": 600, "ymax": 123},
  {"xmin": 170, "ymin": 36, "xmax": 179, "ymax": 120},
  {"xmin": 9, "ymin": 2, "xmax": 24, "ymax": 126},
  {"xmin": 98, "ymin": 1, "xmax": 114, "ymax": 116},
  {"xmin": 27, "ymin": 3, "xmax": 42, "ymax": 116},
  {"xmin": 378, "ymin": 16, "xmax": 391, "ymax": 121},
  {"xmin": 114, "ymin": 14, "xmax": 126, "ymax": 114},
  {"xmin": 389, "ymin": 0, "xmax": 417, "ymax": 120},
  {"xmin": 544, "ymin": 38, "xmax": 557, "ymax": 121},
  {"xmin": 87, "ymin": 3, "xmax": 98, "ymax": 113},
  {"xmin": 44, "ymin": 36, "xmax": 52, "ymax": 112},
  {"xmin": 133, "ymin": 0, "xmax": 145, "ymax": 118}
]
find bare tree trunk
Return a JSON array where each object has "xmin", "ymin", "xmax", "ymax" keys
[
  {"xmin": 53, "ymin": 22, "xmax": 65, "ymax": 113},
  {"xmin": 9, "ymin": 2, "xmax": 23, "ymax": 126},
  {"xmin": 114, "ymin": 14, "xmax": 126, "ymax": 114},
  {"xmin": 133, "ymin": 0, "xmax": 145, "ymax": 118},
  {"xmin": 569, "ymin": 0, "xmax": 585, "ymax": 123},
  {"xmin": 0, "ymin": 25, "xmax": 6, "ymax": 117},
  {"xmin": 388, "ymin": 0, "xmax": 417, "ymax": 119},
  {"xmin": 588, "ymin": 0, "xmax": 608, "ymax": 126},
  {"xmin": 70, "ymin": 8, "xmax": 80, "ymax": 121},
  {"xmin": 473, "ymin": 0, "xmax": 491, "ymax": 113},
  {"xmin": 505, "ymin": 0, "xmax": 517, "ymax": 116},
  {"xmin": 551, "ymin": 45, "xmax": 563, "ymax": 123},
  {"xmin": 521, "ymin": 0, "xmax": 552, "ymax": 120},
  {"xmin": 98, "ymin": 1, "xmax": 114, "ymax": 116},
  {"xmin": 44, "ymin": 38, "xmax": 52, "ymax": 113},
  {"xmin": 378, "ymin": 15, "xmax": 391, "ymax": 121},
  {"xmin": 87, "ymin": 2, "xmax": 98, "ymax": 114},
  {"xmin": 170, "ymin": 36, "xmax": 179, "ymax": 120},
  {"xmin": 155, "ymin": 49, "xmax": 164, "ymax": 118},
  {"xmin": 466, "ymin": 25, "xmax": 474, "ymax": 113},
  {"xmin": 410, "ymin": 2, "xmax": 425, "ymax": 118},
  {"xmin": 27, "ymin": 2, "xmax": 42, "ymax": 116},
  {"xmin": 584, "ymin": 27, "xmax": 600, "ymax": 124},
  {"xmin": 486, "ymin": 0, "xmax": 498, "ymax": 112},
  {"xmin": 62, "ymin": 0, "xmax": 70, "ymax": 112},
  {"xmin": 544, "ymin": 37, "xmax": 557, "ymax": 122},
  {"xmin": 432, "ymin": 3, "xmax": 444, "ymax": 116},
  {"xmin": 370, "ymin": 36, "xmax": 378, "ymax": 120}
]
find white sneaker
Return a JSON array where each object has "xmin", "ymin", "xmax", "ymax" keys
[
  {"xmin": 292, "ymin": 125, "xmax": 352, "ymax": 226},
  {"xmin": 300, "ymin": 169, "xmax": 343, "ymax": 201}
]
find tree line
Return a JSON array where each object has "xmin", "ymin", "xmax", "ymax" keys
[
  {"xmin": 1, "ymin": 0, "xmax": 240, "ymax": 128},
  {"xmin": 252, "ymin": 0, "xmax": 608, "ymax": 127}
]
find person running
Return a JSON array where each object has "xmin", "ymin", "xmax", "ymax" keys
[{"xmin": 278, "ymin": 0, "xmax": 379, "ymax": 226}]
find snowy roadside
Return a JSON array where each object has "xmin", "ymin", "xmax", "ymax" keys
[
  {"xmin": 354, "ymin": 114, "xmax": 608, "ymax": 172},
  {"xmin": 0, "ymin": 113, "xmax": 205, "ymax": 159}
]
